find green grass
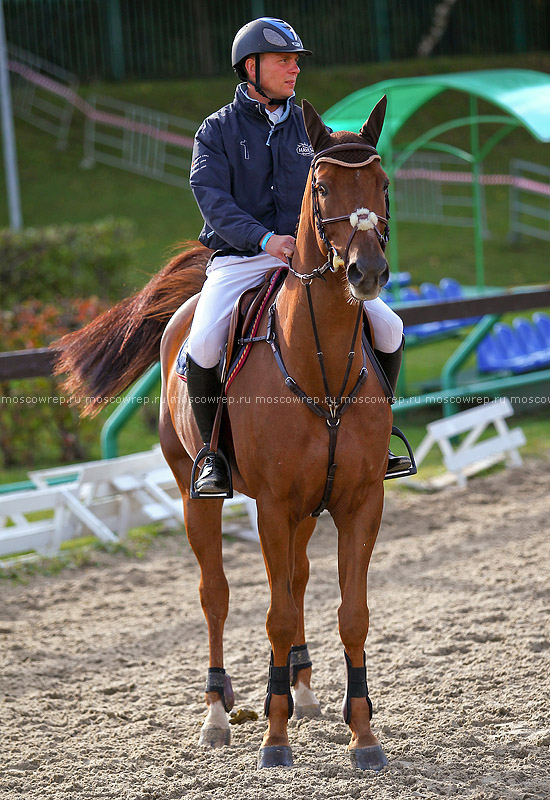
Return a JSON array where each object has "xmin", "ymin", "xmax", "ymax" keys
[
  {"xmin": 0, "ymin": 522, "xmax": 177, "ymax": 584},
  {"xmin": 1, "ymin": 52, "xmax": 550, "ymax": 488}
]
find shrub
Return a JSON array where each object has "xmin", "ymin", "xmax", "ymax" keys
[
  {"xmin": 0, "ymin": 298, "xmax": 109, "ymax": 467},
  {"xmin": 0, "ymin": 218, "xmax": 136, "ymax": 308}
]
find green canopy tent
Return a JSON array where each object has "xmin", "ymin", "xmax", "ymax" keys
[{"xmin": 322, "ymin": 69, "xmax": 550, "ymax": 287}]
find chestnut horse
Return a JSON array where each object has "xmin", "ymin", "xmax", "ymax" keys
[{"xmin": 55, "ymin": 98, "xmax": 394, "ymax": 771}]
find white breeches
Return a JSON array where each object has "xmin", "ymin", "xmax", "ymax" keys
[
  {"xmin": 187, "ymin": 253, "xmax": 403, "ymax": 368},
  {"xmin": 363, "ymin": 295, "xmax": 404, "ymax": 353}
]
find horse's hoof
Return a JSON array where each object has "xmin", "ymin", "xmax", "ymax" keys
[
  {"xmin": 294, "ymin": 703, "xmax": 321, "ymax": 720},
  {"xmin": 349, "ymin": 744, "xmax": 388, "ymax": 771},
  {"xmin": 257, "ymin": 745, "xmax": 293, "ymax": 769},
  {"xmin": 198, "ymin": 726, "xmax": 231, "ymax": 748}
]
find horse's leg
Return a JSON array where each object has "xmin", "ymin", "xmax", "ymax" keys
[
  {"xmin": 183, "ymin": 495, "xmax": 233, "ymax": 747},
  {"xmin": 332, "ymin": 489, "xmax": 389, "ymax": 772},
  {"xmin": 255, "ymin": 496, "xmax": 299, "ymax": 768},
  {"xmin": 291, "ymin": 516, "xmax": 321, "ymax": 719},
  {"xmin": 160, "ymin": 401, "xmax": 232, "ymax": 748}
]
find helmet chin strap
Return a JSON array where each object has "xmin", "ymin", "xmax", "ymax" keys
[{"xmin": 253, "ymin": 54, "xmax": 286, "ymax": 107}]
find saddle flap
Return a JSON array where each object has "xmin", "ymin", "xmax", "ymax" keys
[{"xmin": 225, "ymin": 268, "xmax": 283, "ymax": 378}]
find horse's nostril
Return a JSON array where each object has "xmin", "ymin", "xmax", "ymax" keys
[
  {"xmin": 380, "ymin": 264, "xmax": 389, "ymax": 287},
  {"xmin": 347, "ymin": 262, "xmax": 362, "ymax": 287}
]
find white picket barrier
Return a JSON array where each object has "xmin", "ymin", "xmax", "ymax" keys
[
  {"xmin": 407, "ymin": 398, "xmax": 525, "ymax": 488},
  {"xmin": 0, "ymin": 447, "xmax": 258, "ymax": 562}
]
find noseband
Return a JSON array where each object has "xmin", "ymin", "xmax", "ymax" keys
[{"xmin": 287, "ymin": 142, "xmax": 390, "ymax": 285}]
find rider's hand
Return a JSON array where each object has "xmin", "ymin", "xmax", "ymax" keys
[{"xmin": 264, "ymin": 234, "xmax": 296, "ymax": 264}]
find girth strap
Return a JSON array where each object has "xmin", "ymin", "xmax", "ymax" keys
[{"xmin": 312, "ymin": 424, "xmax": 338, "ymax": 518}]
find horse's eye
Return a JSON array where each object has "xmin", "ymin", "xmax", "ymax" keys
[{"xmin": 316, "ymin": 183, "xmax": 328, "ymax": 196}]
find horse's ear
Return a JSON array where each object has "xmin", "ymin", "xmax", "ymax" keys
[
  {"xmin": 302, "ymin": 99, "xmax": 332, "ymax": 153},
  {"xmin": 359, "ymin": 95, "xmax": 387, "ymax": 148}
]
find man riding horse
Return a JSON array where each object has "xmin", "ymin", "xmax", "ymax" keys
[{"xmin": 187, "ymin": 17, "xmax": 411, "ymax": 494}]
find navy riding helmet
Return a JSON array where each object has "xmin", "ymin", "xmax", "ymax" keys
[{"xmin": 231, "ymin": 17, "xmax": 312, "ymax": 102}]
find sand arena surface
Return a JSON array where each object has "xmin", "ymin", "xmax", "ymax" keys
[{"xmin": 1, "ymin": 459, "xmax": 549, "ymax": 799}]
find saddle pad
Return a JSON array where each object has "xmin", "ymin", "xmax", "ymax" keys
[{"xmin": 175, "ymin": 336, "xmax": 190, "ymax": 380}]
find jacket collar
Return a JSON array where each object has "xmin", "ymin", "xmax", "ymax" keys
[{"xmin": 235, "ymin": 83, "xmax": 295, "ymax": 122}]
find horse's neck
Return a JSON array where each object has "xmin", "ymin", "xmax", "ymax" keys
[{"xmin": 276, "ymin": 230, "xmax": 363, "ymax": 394}]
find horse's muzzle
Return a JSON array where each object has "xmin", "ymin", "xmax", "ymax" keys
[{"xmin": 346, "ymin": 257, "xmax": 389, "ymax": 301}]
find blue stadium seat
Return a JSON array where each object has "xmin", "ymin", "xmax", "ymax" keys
[
  {"xmin": 477, "ymin": 326, "xmax": 524, "ymax": 373},
  {"xmin": 477, "ymin": 332, "xmax": 508, "ymax": 373},
  {"xmin": 439, "ymin": 278, "xmax": 480, "ymax": 325},
  {"xmin": 439, "ymin": 278, "xmax": 463, "ymax": 299},
  {"xmin": 385, "ymin": 271, "xmax": 411, "ymax": 291},
  {"xmin": 420, "ymin": 282, "xmax": 462, "ymax": 332},
  {"xmin": 533, "ymin": 312, "xmax": 550, "ymax": 346},
  {"xmin": 513, "ymin": 317, "xmax": 550, "ymax": 366},
  {"xmin": 493, "ymin": 322, "xmax": 541, "ymax": 372},
  {"xmin": 513, "ymin": 317, "xmax": 550, "ymax": 367},
  {"xmin": 404, "ymin": 284, "xmax": 449, "ymax": 338},
  {"xmin": 419, "ymin": 282, "xmax": 441, "ymax": 301},
  {"xmin": 401, "ymin": 287, "xmax": 421, "ymax": 302},
  {"xmin": 477, "ymin": 318, "xmax": 550, "ymax": 374}
]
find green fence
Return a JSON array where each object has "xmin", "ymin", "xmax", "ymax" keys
[{"xmin": 4, "ymin": 0, "xmax": 550, "ymax": 81}]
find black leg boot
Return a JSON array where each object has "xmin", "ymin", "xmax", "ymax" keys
[
  {"xmin": 186, "ymin": 355, "xmax": 230, "ymax": 494},
  {"xmin": 374, "ymin": 337, "xmax": 412, "ymax": 477}
]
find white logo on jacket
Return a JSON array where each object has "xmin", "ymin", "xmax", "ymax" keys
[{"xmin": 296, "ymin": 142, "xmax": 314, "ymax": 157}]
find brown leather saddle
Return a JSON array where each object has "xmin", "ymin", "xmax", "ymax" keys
[
  {"xmin": 175, "ymin": 267, "xmax": 286, "ymax": 385},
  {"xmin": 224, "ymin": 267, "xmax": 287, "ymax": 387}
]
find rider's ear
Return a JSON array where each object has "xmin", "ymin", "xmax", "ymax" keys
[
  {"xmin": 360, "ymin": 95, "xmax": 387, "ymax": 148},
  {"xmin": 302, "ymin": 99, "xmax": 332, "ymax": 153}
]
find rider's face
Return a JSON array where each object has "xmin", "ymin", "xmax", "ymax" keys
[{"xmin": 246, "ymin": 52, "xmax": 300, "ymax": 103}]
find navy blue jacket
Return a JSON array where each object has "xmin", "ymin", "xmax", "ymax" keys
[{"xmin": 190, "ymin": 84, "xmax": 314, "ymax": 256}]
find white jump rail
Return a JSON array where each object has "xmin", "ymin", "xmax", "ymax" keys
[
  {"xmin": 1, "ymin": 447, "xmax": 258, "ymax": 562},
  {"xmin": 408, "ymin": 398, "xmax": 525, "ymax": 488}
]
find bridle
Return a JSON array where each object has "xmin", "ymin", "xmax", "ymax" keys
[
  {"xmin": 287, "ymin": 141, "xmax": 391, "ymax": 285},
  {"xmin": 264, "ymin": 140, "xmax": 394, "ymax": 517}
]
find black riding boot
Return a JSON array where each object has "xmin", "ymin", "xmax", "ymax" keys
[
  {"xmin": 375, "ymin": 337, "xmax": 413, "ymax": 477},
  {"xmin": 186, "ymin": 355, "xmax": 230, "ymax": 494}
]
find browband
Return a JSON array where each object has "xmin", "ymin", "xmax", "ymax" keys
[
  {"xmin": 313, "ymin": 141, "xmax": 380, "ymax": 166},
  {"xmin": 315, "ymin": 154, "xmax": 381, "ymax": 168}
]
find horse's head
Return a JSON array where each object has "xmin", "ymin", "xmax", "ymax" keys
[{"xmin": 302, "ymin": 97, "xmax": 390, "ymax": 301}]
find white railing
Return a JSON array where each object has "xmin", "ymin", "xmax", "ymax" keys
[
  {"xmin": 394, "ymin": 150, "xmax": 489, "ymax": 233},
  {"xmin": 81, "ymin": 94, "xmax": 195, "ymax": 188},
  {"xmin": 8, "ymin": 42, "xmax": 78, "ymax": 149},
  {"xmin": 509, "ymin": 158, "xmax": 550, "ymax": 242},
  {"xmin": 0, "ymin": 447, "xmax": 258, "ymax": 564},
  {"xmin": 8, "ymin": 45, "xmax": 196, "ymax": 188}
]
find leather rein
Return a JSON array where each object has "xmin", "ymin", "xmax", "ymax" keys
[{"xmin": 266, "ymin": 141, "xmax": 394, "ymax": 517}]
